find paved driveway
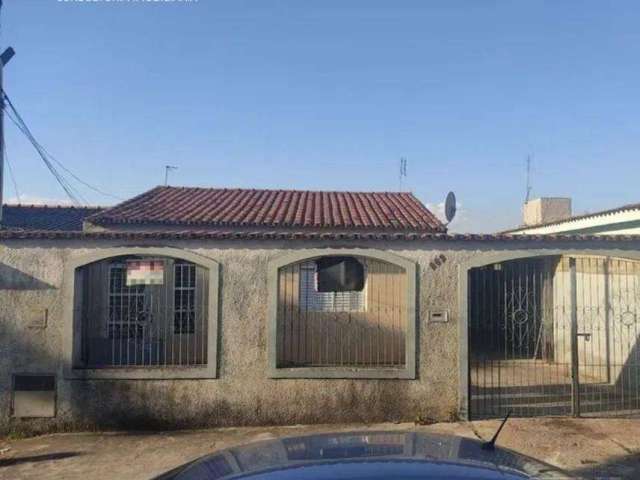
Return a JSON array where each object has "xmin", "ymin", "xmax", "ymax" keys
[{"xmin": 1, "ymin": 418, "xmax": 639, "ymax": 479}]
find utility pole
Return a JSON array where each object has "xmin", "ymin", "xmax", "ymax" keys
[
  {"xmin": 164, "ymin": 165, "xmax": 178, "ymax": 186},
  {"xmin": 0, "ymin": 0, "xmax": 15, "ymax": 224}
]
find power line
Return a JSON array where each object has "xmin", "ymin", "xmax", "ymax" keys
[
  {"xmin": 3, "ymin": 94, "xmax": 85, "ymax": 204},
  {"xmin": 2, "ymin": 91, "xmax": 123, "ymax": 203},
  {"xmin": 3, "ymin": 139, "xmax": 20, "ymax": 203},
  {"xmin": 3, "ymin": 102, "xmax": 83, "ymax": 204}
]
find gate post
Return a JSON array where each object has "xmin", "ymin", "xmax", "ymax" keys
[{"xmin": 569, "ymin": 257, "xmax": 581, "ymax": 417}]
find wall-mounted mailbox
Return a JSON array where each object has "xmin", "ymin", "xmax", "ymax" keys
[
  {"xmin": 12, "ymin": 374, "xmax": 56, "ymax": 418},
  {"xmin": 429, "ymin": 310, "xmax": 449, "ymax": 323}
]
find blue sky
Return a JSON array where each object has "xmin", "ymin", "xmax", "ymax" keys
[{"xmin": 2, "ymin": 1, "xmax": 640, "ymax": 232}]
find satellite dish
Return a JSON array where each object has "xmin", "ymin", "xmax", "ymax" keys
[{"xmin": 444, "ymin": 191, "xmax": 457, "ymax": 223}]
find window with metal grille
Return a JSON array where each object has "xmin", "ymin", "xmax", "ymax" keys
[
  {"xmin": 174, "ymin": 261, "xmax": 196, "ymax": 334},
  {"xmin": 299, "ymin": 262, "xmax": 366, "ymax": 312},
  {"xmin": 78, "ymin": 255, "xmax": 209, "ymax": 368},
  {"xmin": 108, "ymin": 264, "xmax": 147, "ymax": 340},
  {"xmin": 276, "ymin": 256, "xmax": 408, "ymax": 369}
]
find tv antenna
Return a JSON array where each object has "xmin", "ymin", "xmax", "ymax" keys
[
  {"xmin": 525, "ymin": 155, "xmax": 533, "ymax": 203},
  {"xmin": 164, "ymin": 165, "xmax": 178, "ymax": 186},
  {"xmin": 399, "ymin": 157, "xmax": 407, "ymax": 191}
]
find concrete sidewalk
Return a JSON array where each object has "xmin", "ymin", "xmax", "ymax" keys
[{"xmin": 1, "ymin": 418, "xmax": 639, "ymax": 479}]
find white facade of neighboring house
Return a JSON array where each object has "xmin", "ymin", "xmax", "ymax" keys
[{"xmin": 506, "ymin": 197, "xmax": 640, "ymax": 235}]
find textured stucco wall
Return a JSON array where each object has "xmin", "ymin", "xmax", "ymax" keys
[{"xmin": 1, "ymin": 237, "xmax": 639, "ymax": 433}]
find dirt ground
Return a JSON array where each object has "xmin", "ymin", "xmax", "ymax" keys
[{"xmin": 1, "ymin": 418, "xmax": 639, "ymax": 479}]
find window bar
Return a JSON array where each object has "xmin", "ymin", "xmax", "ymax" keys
[
  {"xmin": 119, "ymin": 264, "xmax": 124, "ymax": 366},
  {"xmin": 590, "ymin": 258, "xmax": 596, "ymax": 413},
  {"xmin": 384, "ymin": 262, "xmax": 390, "ymax": 366},
  {"xmin": 189, "ymin": 263, "xmax": 194, "ymax": 365},
  {"xmin": 390, "ymin": 264, "xmax": 396, "ymax": 367},
  {"xmin": 376, "ymin": 261, "xmax": 381, "ymax": 367},
  {"xmin": 170, "ymin": 261, "xmax": 176, "ymax": 367},
  {"xmin": 324, "ymin": 268, "xmax": 329, "ymax": 366},
  {"xmin": 294, "ymin": 263, "xmax": 300, "ymax": 366},
  {"xmin": 199, "ymin": 267, "xmax": 204, "ymax": 364},
  {"xmin": 284, "ymin": 266, "xmax": 289, "ymax": 366},
  {"xmin": 135, "ymin": 270, "xmax": 140, "ymax": 366},
  {"xmin": 298, "ymin": 264, "xmax": 309, "ymax": 365},
  {"xmin": 336, "ymin": 285, "xmax": 341, "ymax": 367},
  {"xmin": 154, "ymin": 270, "xmax": 160, "ymax": 366},
  {"xmin": 164, "ymin": 263, "xmax": 169, "ymax": 367},
  {"xmin": 491, "ymin": 265, "xmax": 497, "ymax": 414},
  {"xmin": 634, "ymin": 261, "xmax": 639, "ymax": 412},
  {"xmin": 179, "ymin": 262, "xmax": 184, "ymax": 366},
  {"xmin": 287, "ymin": 265, "xmax": 293, "ymax": 366},
  {"xmin": 183, "ymin": 262, "xmax": 189, "ymax": 364},
  {"xmin": 126, "ymin": 266, "xmax": 131, "ymax": 366},
  {"xmin": 481, "ymin": 265, "xmax": 487, "ymax": 415},
  {"xmin": 110, "ymin": 266, "xmax": 115, "ymax": 366},
  {"xmin": 527, "ymin": 260, "xmax": 539, "ymax": 415},
  {"xmin": 614, "ymin": 259, "xmax": 621, "ymax": 412}
]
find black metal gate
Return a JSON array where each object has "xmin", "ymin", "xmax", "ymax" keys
[{"xmin": 469, "ymin": 255, "xmax": 640, "ymax": 419}]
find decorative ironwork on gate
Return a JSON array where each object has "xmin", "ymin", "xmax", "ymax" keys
[{"xmin": 469, "ymin": 255, "xmax": 640, "ymax": 419}]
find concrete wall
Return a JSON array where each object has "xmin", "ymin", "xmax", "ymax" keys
[
  {"xmin": 523, "ymin": 198, "xmax": 572, "ymax": 227},
  {"xmin": 1, "ymin": 237, "xmax": 640, "ymax": 434}
]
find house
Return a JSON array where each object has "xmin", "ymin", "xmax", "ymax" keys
[
  {"xmin": 1, "ymin": 186, "xmax": 640, "ymax": 433},
  {"xmin": 505, "ymin": 197, "xmax": 640, "ymax": 235}
]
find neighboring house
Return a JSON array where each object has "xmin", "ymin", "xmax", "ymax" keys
[
  {"xmin": 1, "ymin": 204, "xmax": 103, "ymax": 231},
  {"xmin": 1, "ymin": 185, "xmax": 640, "ymax": 433},
  {"xmin": 505, "ymin": 197, "xmax": 640, "ymax": 235}
]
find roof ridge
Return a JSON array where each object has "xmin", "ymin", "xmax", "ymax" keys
[{"xmin": 154, "ymin": 185, "xmax": 417, "ymax": 195}]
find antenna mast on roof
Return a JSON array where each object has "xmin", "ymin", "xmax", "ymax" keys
[
  {"xmin": 399, "ymin": 157, "xmax": 407, "ymax": 191},
  {"xmin": 525, "ymin": 155, "xmax": 533, "ymax": 203},
  {"xmin": 164, "ymin": 165, "xmax": 178, "ymax": 186}
]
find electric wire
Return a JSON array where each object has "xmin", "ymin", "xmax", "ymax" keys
[
  {"xmin": 3, "ymin": 103, "xmax": 83, "ymax": 205},
  {"xmin": 2, "ymin": 92, "xmax": 123, "ymax": 203},
  {"xmin": 3, "ymin": 95, "xmax": 85, "ymax": 204},
  {"xmin": 3, "ymin": 139, "xmax": 20, "ymax": 203}
]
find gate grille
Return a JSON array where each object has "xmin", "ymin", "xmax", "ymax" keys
[{"xmin": 469, "ymin": 256, "xmax": 640, "ymax": 419}]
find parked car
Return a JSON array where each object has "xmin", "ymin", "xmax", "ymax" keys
[{"xmin": 156, "ymin": 430, "xmax": 569, "ymax": 479}]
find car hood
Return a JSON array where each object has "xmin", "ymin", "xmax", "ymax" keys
[{"xmin": 156, "ymin": 431, "xmax": 570, "ymax": 479}]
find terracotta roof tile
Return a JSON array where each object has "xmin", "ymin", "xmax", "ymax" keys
[{"xmin": 87, "ymin": 186, "xmax": 447, "ymax": 232}]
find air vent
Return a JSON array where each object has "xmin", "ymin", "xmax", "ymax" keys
[{"xmin": 12, "ymin": 374, "xmax": 56, "ymax": 418}]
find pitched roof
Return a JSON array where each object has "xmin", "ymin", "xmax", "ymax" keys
[
  {"xmin": 504, "ymin": 201, "xmax": 640, "ymax": 233},
  {"xmin": 87, "ymin": 186, "xmax": 446, "ymax": 233},
  {"xmin": 0, "ymin": 204, "xmax": 103, "ymax": 231}
]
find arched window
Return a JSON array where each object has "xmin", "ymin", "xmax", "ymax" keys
[
  {"xmin": 268, "ymin": 250, "xmax": 416, "ymax": 379},
  {"xmin": 74, "ymin": 254, "xmax": 210, "ymax": 369}
]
